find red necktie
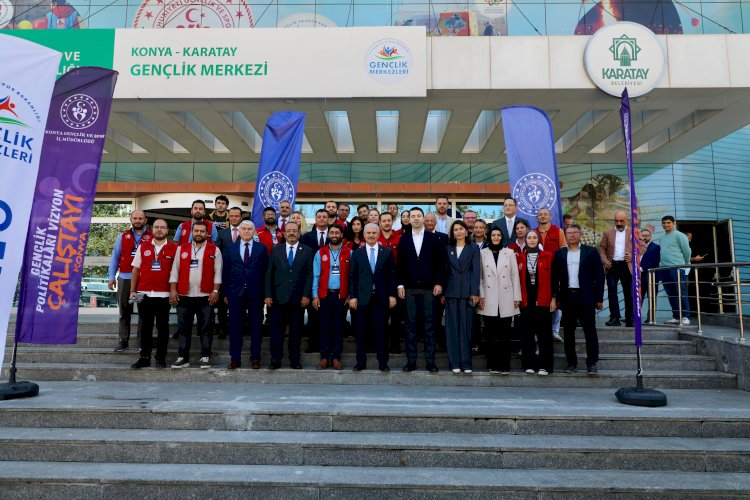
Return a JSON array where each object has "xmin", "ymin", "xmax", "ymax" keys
[{"xmin": 280, "ymin": 218, "xmax": 286, "ymax": 231}]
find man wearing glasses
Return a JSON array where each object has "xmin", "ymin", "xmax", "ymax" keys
[{"xmin": 491, "ymin": 198, "xmax": 520, "ymax": 248}]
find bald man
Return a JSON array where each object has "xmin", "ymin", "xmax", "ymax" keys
[
  {"xmin": 598, "ymin": 211, "xmax": 634, "ymax": 327},
  {"xmin": 108, "ymin": 210, "xmax": 153, "ymax": 351}
]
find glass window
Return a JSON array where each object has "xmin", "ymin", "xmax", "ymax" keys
[
  {"xmin": 233, "ymin": 163, "xmax": 259, "ymax": 182},
  {"xmin": 116, "ymin": 163, "xmax": 155, "ymax": 182},
  {"xmin": 99, "ymin": 163, "xmax": 116, "ymax": 182},
  {"xmin": 350, "ymin": 163, "xmax": 389, "ymax": 183},
  {"xmin": 195, "ymin": 162, "xmax": 233, "ymax": 182},
  {"xmin": 155, "ymin": 163, "xmax": 193, "ymax": 182}
]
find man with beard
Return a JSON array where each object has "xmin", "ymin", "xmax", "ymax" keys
[
  {"xmin": 174, "ymin": 200, "xmax": 218, "ymax": 244},
  {"xmin": 434, "ymin": 196, "xmax": 454, "ymax": 235},
  {"xmin": 169, "ymin": 222, "xmax": 223, "ymax": 369},
  {"xmin": 356, "ymin": 204, "xmax": 370, "ymax": 219},
  {"xmin": 208, "ymin": 195, "xmax": 230, "ymax": 232},
  {"xmin": 108, "ymin": 210, "xmax": 153, "ymax": 352},
  {"xmin": 257, "ymin": 206, "xmax": 285, "ymax": 255},
  {"xmin": 387, "ymin": 203, "xmax": 402, "ymax": 232},
  {"xmin": 325, "ymin": 200, "xmax": 339, "ymax": 221},
  {"xmin": 312, "ymin": 224, "xmax": 351, "ymax": 370},
  {"xmin": 129, "ymin": 219, "xmax": 176, "ymax": 369},
  {"xmin": 598, "ymin": 211, "xmax": 634, "ymax": 327}
]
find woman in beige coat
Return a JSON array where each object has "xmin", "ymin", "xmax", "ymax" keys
[{"xmin": 478, "ymin": 227, "xmax": 522, "ymax": 374}]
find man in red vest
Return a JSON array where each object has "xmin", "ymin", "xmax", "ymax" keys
[
  {"xmin": 169, "ymin": 221, "xmax": 223, "ymax": 368},
  {"xmin": 312, "ymin": 224, "xmax": 351, "ymax": 370},
  {"xmin": 174, "ymin": 199, "xmax": 219, "ymax": 244},
  {"xmin": 107, "ymin": 210, "xmax": 152, "ymax": 352},
  {"xmin": 377, "ymin": 211, "xmax": 403, "ymax": 354},
  {"xmin": 257, "ymin": 206, "xmax": 284, "ymax": 255},
  {"xmin": 128, "ymin": 219, "xmax": 176, "ymax": 369},
  {"xmin": 535, "ymin": 207, "xmax": 567, "ymax": 342}
]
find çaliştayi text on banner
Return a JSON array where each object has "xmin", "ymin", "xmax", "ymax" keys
[
  {"xmin": 15, "ymin": 67, "xmax": 118, "ymax": 345},
  {"xmin": 0, "ymin": 34, "xmax": 61, "ymax": 373}
]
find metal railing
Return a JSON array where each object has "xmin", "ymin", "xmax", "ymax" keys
[{"xmin": 647, "ymin": 262, "xmax": 750, "ymax": 341}]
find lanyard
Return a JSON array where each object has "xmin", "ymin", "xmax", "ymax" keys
[
  {"xmin": 329, "ymin": 246, "xmax": 341, "ymax": 266},
  {"xmin": 192, "ymin": 243, "xmax": 204, "ymax": 259}
]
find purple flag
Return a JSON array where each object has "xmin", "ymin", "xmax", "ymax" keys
[
  {"xmin": 15, "ymin": 67, "xmax": 118, "ymax": 344},
  {"xmin": 620, "ymin": 89, "xmax": 643, "ymax": 347}
]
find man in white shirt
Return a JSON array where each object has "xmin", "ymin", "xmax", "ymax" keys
[
  {"xmin": 491, "ymin": 197, "xmax": 519, "ymax": 248},
  {"xmin": 598, "ymin": 211, "xmax": 634, "ymax": 327},
  {"xmin": 277, "ymin": 200, "xmax": 292, "ymax": 232}
]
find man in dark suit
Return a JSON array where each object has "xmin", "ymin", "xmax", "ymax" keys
[
  {"xmin": 552, "ymin": 224, "xmax": 605, "ymax": 375},
  {"xmin": 299, "ymin": 208, "xmax": 330, "ymax": 353},
  {"xmin": 214, "ymin": 206, "xmax": 244, "ymax": 340},
  {"xmin": 639, "ymin": 228, "xmax": 661, "ymax": 314},
  {"xmin": 490, "ymin": 197, "xmax": 521, "ymax": 248},
  {"xmin": 397, "ymin": 208, "xmax": 446, "ymax": 372},
  {"xmin": 264, "ymin": 221, "xmax": 314, "ymax": 369},
  {"xmin": 349, "ymin": 223, "xmax": 398, "ymax": 371},
  {"xmin": 424, "ymin": 213, "xmax": 449, "ymax": 352},
  {"xmin": 223, "ymin": 220, "xmax": 268, "ymax": 369}
]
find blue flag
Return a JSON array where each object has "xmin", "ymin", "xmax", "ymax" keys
[
  {"xmin": 501, "ymin": 106, "xmax": 562, "ymax": 229},
  {"xmin": 251, "ymin": 111, "xmax": 306, "ymax": 228}
]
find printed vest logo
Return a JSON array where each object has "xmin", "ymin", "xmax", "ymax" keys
[
  {"xmin": 584, "ymin": 22, "xmax": 665, "ymax": 98},
  {"xmin": 512, "ymin": 173, "xmax": 557, "ymax": 218},
  {"xmin": 258, "ymin": 171, "xmax": 295, "ymax": 209},
  {"xmin": 132, "ymin": 0, "xmax": 254, "ymax": 28},
  {"xmin": 60, "ymin": 94, "xmax": 100, "ymax": 130},
  {"xmin": 365, "ymin": 39, "xmax": 412, "ymax": 84}
]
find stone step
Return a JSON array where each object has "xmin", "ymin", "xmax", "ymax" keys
[
  {"xmin": 0, "ymin": 462, "xmax": 748, "ymax": 499},
  {"xmin": 2, "ymin": 363, "xmax": 737, "ymax": 389},
  {"xmin": 4, "ymin": 348, "xmax": 715, "ymax": 371},
  {"xmin": 1, "ymin": 428, "xmax": 748, "ymax": 472},
  {"xmin": 8, "ymin": 335, "xmax": 699, "ymax": 355}
]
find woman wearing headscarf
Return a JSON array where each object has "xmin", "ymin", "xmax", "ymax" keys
[
  {"xmin": 478, "ymin": 227, "xmax": 521, "ymax": 374},
  {"xmin": 516, "ymin": 230, "xmax": 556, "ymax": 376}
]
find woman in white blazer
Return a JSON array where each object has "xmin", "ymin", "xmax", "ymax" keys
[{"xmin": 478, "ymin": 227, "xmax": 522, "ymax": 374}]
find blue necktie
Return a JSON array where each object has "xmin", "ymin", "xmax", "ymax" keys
[
  {"xmin": 369, "ymin": 247, "xmax": 376, "ymax": 273},
  {"xmin": 288, "ymin": 246, "xmax": 294, "ymax": 267}
]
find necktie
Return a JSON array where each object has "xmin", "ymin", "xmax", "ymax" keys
[
  {"xmin": 288, "ymin": 246, "xmax": 294, "ymax": 267},
  {"xmin": 244, "ymin": 242, "xmax": 250, "ymax": 265},
  {"xmin": 232, "ymin": 227, "xmax": 238, "ymax": 243},
  {"xmin": 369, "ymin": 247, "xmax": 376, "ymax": 273},
  {"xmin": 280, "ymin": 218, "xmax": 286, "ymax": 231},
  {"xmin": 507, "ymin": 219, "xmax": 513, "ymax": 237},
  {"xmin": 319, "ymin": 231, "xmax": 325, "ymax": 247}
]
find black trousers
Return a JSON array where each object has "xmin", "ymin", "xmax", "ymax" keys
[
  {"xmin": 387, "ymin": 303, "xmax": 403, "ymax": 353},
  {"xmin": 520, "ymin": 306, "xmax": 554, "ymax": 373},
  {"xmin": 484, "ymin": 315, "xmax": 513, "ymax": 372},
  {"xmin": 607, "ymin": 261, "xmax": 633, "ymax": 321},
  {"xmin": 138, "ymin": 295, "xmax": 171, "ymax": 361},
  {"xmin": 355, "ymin": 301, "xmax": 389, "ymax": 368},
  {"xmin": 270, "ymin": 302, "xmax": 304, "ymax": 365},
  {"xmin": 319, "ymin": 293, "xmax": 345, "ymax": 360},
  {"xmin": 561, "ymin": 291, "xmax": 599, "ymax": 368},
  {"xmin": 176, "ymin": 296, "xmax": 213, "ymax": 358},
  {"xmin": 228, "ymin": 294, "xmax": 264, "ymax": 362},
  {"xmin": 404, "ymin": 289, "xmax": 435, "ymax": 364}
]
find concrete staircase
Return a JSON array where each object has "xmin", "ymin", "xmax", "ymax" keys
[{"xmin": 0, "ymin": 322, "xmax": 749, "ymax": 497}]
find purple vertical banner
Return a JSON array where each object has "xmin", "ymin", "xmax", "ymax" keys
[
  {"xmin": 620, "ymin": 88, "xmax": 643, "ymax": 347},
  {"xmin": 15, "ymin": 67, "xmax": 118, "ymax": 345},
  {"xmin": 501, "ymin": 106, "xmax": 563, "ymax": 229}
]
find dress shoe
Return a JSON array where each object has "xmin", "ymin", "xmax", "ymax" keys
[
  {"xmin": 332, "ymin": 359, "xmax": 343, "ymax": 370},
  {"xmin": 605, "ymin": 318, "xmax": 621, "ymax": 326},
  {"xmin": 154, "ymin": 358, "xmax": 167, "ymax": 369},
  {"xmin": 379, "ymin": 365, "xmax": 390, "ymax": 372},
  {"xmin": 587, "ymin": 364, "xmax": 598, "ymax": 375},
  {"xmin": 227, "ymin": 361, "xmax": 241, "ymax": 370},
  {"xmin": 426, "ymin": 363, "xmax": 439, "ymax": 373},
  {"xmin": 131, "ymin": 357, "xmax": 150, "ymax": 369},
  {"xmin": 251, "ymin": 360, "xmax": 261, "ymax": 370},
  {"xmin": 352, "ymin": 363, "xmax": 366, "ymax": 372},
  {"xmin": 625, "ymin": 320, "xmax": 634, "ymax": 327},
  {"xmin": 564, "ymin": 365, "xmax": 577, "ymax": 374},
  {"xmin": 402, "ymin": 363, "xmax": 417, "ymax": 372},
  {"xmin": 290, "ymin": 363, "xmax": 303, "ymax": 369},
  {"xmin": 269, "ymin": 362, "xmax": 281, "ymax": 370},
  {"xmin": 318, "ymin": 359, "xmax": 329, "ymax": 370}
]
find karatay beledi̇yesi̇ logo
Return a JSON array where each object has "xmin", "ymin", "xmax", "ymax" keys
[{"xmin": 609, "ymin": 34, "xmax": 641, "ymax": 67}]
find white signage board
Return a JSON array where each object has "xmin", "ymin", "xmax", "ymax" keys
[
  {"xmin": 113, "ymin": 27, "xmax": 426, "ymax": 98},
  {"xmin": 584, "ymin": 22, "xmax": 666, "ymax": 98}
]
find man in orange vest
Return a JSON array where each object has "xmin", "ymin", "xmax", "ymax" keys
[
  {"xmin": 174, "ymin": 199, "xmax": 219, "ymax": 244},
  {"xmin": 312, "ymin": 224, "xmax": 351, "ymax": 370},
  {"xmin": 107, "ymin": 210, "xmax": 152, "ymax": 352},
  {"xmin": 169, "ymin": 221, "xmax": 223, "ymax": 369},
  {"xmin": 128, "ymin": 219, "xmax": 176, "ymax": 369},
  {"xmin": 535, "ymin": 207, "xmax": 567, "ymax": 342}
]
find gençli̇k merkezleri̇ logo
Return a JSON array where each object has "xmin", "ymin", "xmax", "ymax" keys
[{"xmin": 0, "ymin": 96, "xmax": 27, "ymax": 128}]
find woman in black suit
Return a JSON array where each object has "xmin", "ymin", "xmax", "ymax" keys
[{"xmin": 443, "ymin": 220, "xmax": 481, "ymax": 373}]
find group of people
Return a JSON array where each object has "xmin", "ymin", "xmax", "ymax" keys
[{"xmin": 106, "ymin": 194, "xmax": 693, "ymax": 375}]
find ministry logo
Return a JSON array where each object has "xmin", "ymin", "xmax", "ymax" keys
[
  {"xmin": 609, "ymin": 34, "xmax": 640, "ymax": 67},
  {"xmin": 512, "ymin": 173, "xmax": 557, "ymax": 217},
  {"xmin": 60, "ymin": 94, "xmax": 100, "ymax": 130},
  {"xmin": 258, "ymin": 172, "xmax": 295, "ymax": 208}
]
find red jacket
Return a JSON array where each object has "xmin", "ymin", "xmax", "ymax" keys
[
  {"xmin": 378, "ymin": 231, "xmax": 401, "ymax": 265},
  {"xmin": 516, "ymin": 250, "xmax": 554, "ymax": 308},
  {"xmin": 317, "ymin": 245, "xmax": 352, "ymax": 300},
  {"xmin": 177, "ymin": 220, "xmax": 214, "ymax": 244},
  {"xmin": 119, "ymin": 228, "xmax": 153, "ymax": 273},
  {"xmin": 536, "ymin": 224, "xmax": 564, "ymax": 253},
  {"xmin": 257, "ymin": 226, "xmax": 284, "ymax": 255},
  {"xmin": 176, "ymin": 242, "xmax": 218, "ymax": 295},
  {"xmin": 136, "ymin": 240, "xmax": 177, "ymax": 292}
]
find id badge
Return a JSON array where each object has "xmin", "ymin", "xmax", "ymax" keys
[
  {"xmin": 190, "ymin": 259, "xmax": 199, "ymax": 269},
  {"xmin": 131, "ymin": 248, "xmax": 137, "ymax": 257},
  {"xmin": 151, "ymin": 260, "xmax": 162, "ymax": 271},
  {"xmin": 331, "ymin": 263, "xmax": 340, "ymax": 276}
]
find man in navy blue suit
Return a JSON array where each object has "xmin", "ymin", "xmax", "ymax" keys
[
  {"xmin": 349, "ymin": 223, "xmax": 398, "ymax": 371},
  {"xmin": 639, "ymin": 228, "xmax": 661, "ymax": 314},
  {"xmin": 223, "ymin": 220, "xmax": 269, "ymax": 369},
  {"xmin": 551, "ymin": 224, "xmax": 605, "ymax": 375}
]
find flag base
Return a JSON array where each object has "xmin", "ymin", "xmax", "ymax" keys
[
  {"xmin": 615, "ymin": 386, "xmax": 667, "ymax": 407},
  {"xmin": 0, "ymin": 381, "xmax": 39, "ymax": 401}
]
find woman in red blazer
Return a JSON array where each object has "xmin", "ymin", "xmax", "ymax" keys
[{"xmin": 516, "ymin": 230, "xmax": 556, "ymax": 375}]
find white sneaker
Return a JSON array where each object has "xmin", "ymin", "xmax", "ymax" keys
[
  {"xmin": 464, "ymin": 369, "xmax": 472, "ymax": 374},
  {"xmin": 664, "ymin": 318, "xmax": 680, "ymax": 325},
  {"xmin": 200, "ymin": 356, "xmax": 211, "ymax": 368},
  {"xmin": 681, "ymin": 317, "xmax": 691, "ymax": 325},
  {"xmin": 500, "ymin": 371, "xmax": 510, "ymax": 375},
  {"xmin": 452, "ymin": 368, "xmax": 461, "ymax": 374},
  {"xmin": 525, "ymin": 368, "xmax": 535, "ymax": 374},
  {"xmin": 171, "ymin": 357, "xmax": 189, "ymax": 369},
  {"xmin": 537, "ymin": 369, "xmax": 549, "ymax": 376},
  {"xmin": 552, "ymin": 331, "xmax": 563, "ymax": 343},
  {"xmin": 489, "ymin": 369, "xmax": 500, "ymax": 374}
]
